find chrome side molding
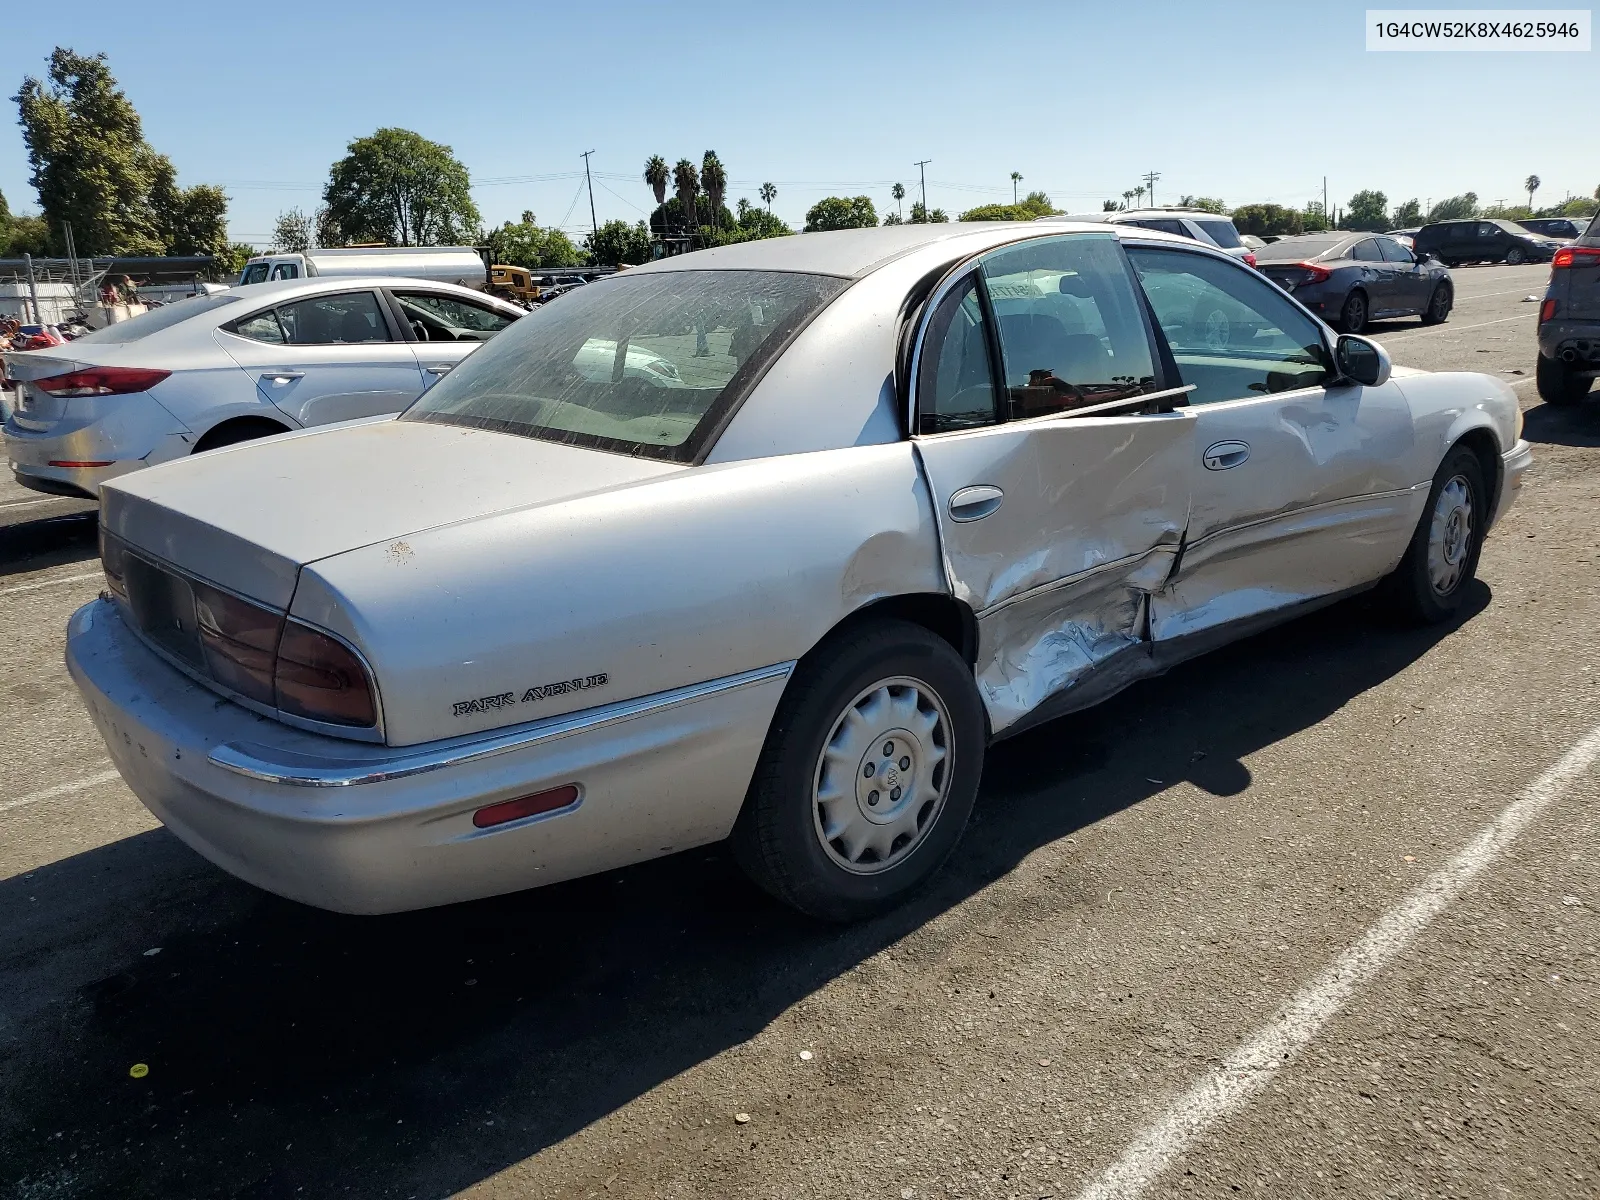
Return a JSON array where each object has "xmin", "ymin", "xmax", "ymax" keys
[{"xmin": 209, "ymin": 661, "xmax": 796, "ymax": 788}]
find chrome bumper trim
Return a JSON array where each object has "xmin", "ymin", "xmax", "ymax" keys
[{"xmin": 209, "ymin": 661, "xmax": 796, "ymax": 787}]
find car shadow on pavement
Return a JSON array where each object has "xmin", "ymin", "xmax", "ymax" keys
[
  {"xmin": 1522, "ymin": 396, "xmax": 1600, "ymax": 448},
  {"xmin": 0, "ymin": 509, "xmax": 99, "ymax": 578},
  {"xmin": 0, "ymin": 584, "xmax": 1490, "ymax": 1199}
]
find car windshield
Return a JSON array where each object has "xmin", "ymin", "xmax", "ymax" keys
[
  {"xmin": 403, "ymin": 269, "xmax": 846, "ymax": 461},
  {"xmin": 1256, "ymin": 236, "xmax": 1347, "ymax": 260},
  {"xmin": 71, "ymin": 292, "xmax": 241, "ymax": 344}
]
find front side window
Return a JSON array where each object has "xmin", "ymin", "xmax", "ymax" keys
[
  {"xmin": 275, "ymin": 292, "xmax": 392, "ymax": 345},
  {"xmin": 1376, "ymin": 237, "xmax": 1414, "ymax": 263},
  {"xmin": 392, "ymin": 291, "xmax": 516, "ymax": 342},
  {"xmin": 979, "ymin": 234, "xmax": 1158, "ymax": 419},
  {"xmin": 403, "ymin": 269, "xmax": 845, "ymax": 461},
  {"xmin": 270, "ymin": 263, "xmax": 300, "ymax": 280},
  {"xmin": 1127, "ymin": 245, "xmax": 1332, "ymax": 405},
  {"xmin": 917, "ymin": 275, "xmax": 997, "ymax": 434},
  {"xmin": 1350, "ymin": 239, "xmax": 1384, "ymax": 262}
]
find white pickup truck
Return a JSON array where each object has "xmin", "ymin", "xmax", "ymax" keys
[{"xmin": 238, "ymin": 246, "xmax": 488, "ymax": 290}]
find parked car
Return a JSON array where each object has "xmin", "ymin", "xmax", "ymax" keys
[
  {"xmin": 1413, "ymin": 219, "xmax": 1560, "ymax": 266},
  {"xmin": 1536, "ymin": 216, "xmax": 1600, "ymax": 405},
  {"xmin": 3, "ymin": 277, "xmax": 523, "ymax": 499},
  {"xmin": 1255, "ymin": 232, "xmax": 1453, "ymax": 332},
  {"xmin": 68, "ymin": 223, "xmax": 1529, "ymax": 921},
  {"xmin": 1518, "ymin": 217, "xmax": 1585, "ymax": 242},
  {"xmin": 1038, "ymin": 208, "xmax": 1257, "ymax": 265}
]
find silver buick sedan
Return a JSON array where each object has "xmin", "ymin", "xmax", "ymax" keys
[{"xmin": 67, "ymin": 223, "xmax": 1531, "ymax": 921}]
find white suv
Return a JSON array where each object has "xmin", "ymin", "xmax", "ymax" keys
[{"xmin": 1038, "ymin": 209, "xmax": 1256, "ymax": 265}]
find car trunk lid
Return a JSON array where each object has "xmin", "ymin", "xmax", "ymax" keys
[{"xmin": 99, "ymin": 418, "xmax": 685, "ymax": 609}]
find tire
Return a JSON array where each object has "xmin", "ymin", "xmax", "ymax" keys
[
  {"xmin": 1338, "ymin": 289, "xmax": 1369, "ymax": 334},
  {"xmin": 1420, "ymin": 281, "xmax": 1452, "ymax": 325},
  {"xmin": 192, "ymin": 417, "xmax": 291, "ymax": 453},
  {"xmin": 1381, "ymin": 445, "xmax": 1486, "ymax": 624},
  {"xmin": 731, "ymin": 619, "xmax": 985, "ymax": 922},
  {"xmin": 1536, "ymin": 353, "xmax": 1593, "ymax": 406},
  {"xmin": 1191, "ymin": 301, "xmax": 1235, "ymax": 349},
  {"xmin": 1505, "ymin": 247, "xmax": 1527, "ymax": 266}
]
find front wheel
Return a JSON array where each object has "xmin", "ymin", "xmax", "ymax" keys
[
  {"xmin": 1338, "ymin": 290, "xmax": 1369, "ymax": 334},
  {"xmin": 1421, "ymin": 281, "xmax": 1452, "ymax": 325},
  {"xmin": 731, "ymin": 619, "xmax": 985, "ymax": 921},
  {"xmin": 1381, "ymin": 446, "xmax": 1486, "ymax": 624}
]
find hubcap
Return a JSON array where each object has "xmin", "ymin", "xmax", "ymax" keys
[
  {"xmin": 1347, "ymin": 295, "xmax": 1366, "ymax": 328},
  {"xmin": 1203, "ymin": 309, "xmax": 1230, "ymax": 349},
  {"xmin": 812, "ymin": 676, "xmax": 951, "ymax": 875},
  {"xmin": 1432, "ymin": 287, "xmax": 1450, "ymax": 318},
  {"xmin": 1427, "ymin": 475, "xmax": 1474, "ymax": 595}
]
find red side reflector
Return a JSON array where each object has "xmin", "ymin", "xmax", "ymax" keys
[
  {"xmin": 473, "ymin": 785, "xmax": 581, "ymax": 828},
  {"xmin": 1540, "ymin": 298, "xmax": 1557, "ymax": 324},
  {"xmin": 48, "ymin": 459, "xmax": 115, "ymax": 467}
]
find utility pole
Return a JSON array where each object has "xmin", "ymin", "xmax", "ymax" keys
[
  {"xmin": 1323, "ymin": 176, "xmax": 1328, "ymax": 221},
  {"xmin": 914, "ymin": 159, "xmax": 931, "ymax": 222},
  {"xmin": 580, "ymin": 150, "xmax": 598, "ymax": 240},
  {"xmin": 1142, "ymin": 170, "xmax": 1161, "ymax": 208},
  {"xmin": 23, "ymin": 253, "xmax": 41, "ymax": 324}
]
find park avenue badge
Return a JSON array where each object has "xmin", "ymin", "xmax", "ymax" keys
[{"xmin": 453, "ymin": 673, "xmax": 609, "ymax": 718}]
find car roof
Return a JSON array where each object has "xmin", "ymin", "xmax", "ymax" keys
[
  {"xmin": 227, "ymin": 276, "xmax": 505, "ymax": 301},
  {"xmin": 620, "ymin": 221, "xmax": 1192, "ymax": 281}
]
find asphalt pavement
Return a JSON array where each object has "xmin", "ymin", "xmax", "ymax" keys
[{"xmin": 2, "ymin": 263, "xmax": 1597, "ymax": 1199}]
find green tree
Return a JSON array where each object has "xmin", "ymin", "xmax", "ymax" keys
[
  {"xmin": 1556, "ymin": 196, "xmax": 1598, "ymax": 218},
  {"xmin": 1390, "ymin": 198, "xmax": 1423, "ymax": 228},
  {"xmin": 12, "ymin": 48, "xmax": 174, "ymax": 254},
  {"xmin": 273, "ymin": 207, "xmax": 315, "ymax": 253},
  {"xmin": 1019, "ymin": 190, "xmax": 1055, "ymax": 217},
  {"xmin": 805, "ymin": 195, "xmax": 877, "ymax": 231},
  {"xmin": 484, "ymin": 216, "xmax": 582, "ymax": 268},
  {"xmin": 734, "ymin": 199, "xmax": 791, "ymax": 239},
  {"xmin": 701, "ymin": 151, "xmax": 728, "ymax": 225},
  {"xmin": 2, "ymin": 212, "xmax": 50, "ymax": 256},
  {"xmin": 891, "ymin": 182, "xmax": 905, "ymax": 220},
  {"xmin": 672, "ymin": 159, "xmax": 700, "ymax": 234},
  {"xmin": 151, "ymin": 167, "xmax": 230, "ymax": 258},
  {"xmin": 214, "ymin": 243, "xmax": 255, "ymax": 280},
  {"xmin": 1010, "ymin": 171, "xmax": 1022, "ymax": 203},
  {"xmin": 1102, "ymin": 199, "xmax": 1121, "ymax": 212},
  {"xmin": 959, "ymin": 196, "xmax": 1054, "ymax": 221},
  {"xmin": 644, "ymin": 155, "xmax": 669, "ymax": 207},
  {"xmin": 585, "ymin": 218, "xmax": 653, "ymax": 265},
  {"xmin": 324, "ymin": 128, "xmax": 479, "ymax": 246},
  {"xmin": 648, "ymin": 194, "xmax": 733, "ymax": 241},
  {"xmin": 909, "ymin": 201, "xmax": 948, "ymax": 223},
  {"xmin": 1482, "ymin": 202, "xmax": 1533, "ymax": 221},
  {"xmin": 1302, "ymin": 200, "xmax": 1330, "ymax": 231},
  {"xmin": 1231, "ymin": 203, "xmax": 1304, "ymax": 237},
  {"xmin": 759, "ymin": 182, "xmax": 777, "ymax": 212},
  {"xmin": 1524, "ymin": 174, "xmax": 1540, "ymax": 210},
  {"xmin": 1177, "ymin": 195, "xmax": 1227, "ymax": 214},
  {"xmin": 1341, "ymin": 189, "xmax": 1389, "ymax": 231},
  {"xmin": 1427, "ymin": 193, "xmax": 1479, "ymax": 221}
]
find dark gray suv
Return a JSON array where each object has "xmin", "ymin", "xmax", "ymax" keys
[{"xmin": 1536, "ymin": 214, "xmax": 1600, "ymax": 405}]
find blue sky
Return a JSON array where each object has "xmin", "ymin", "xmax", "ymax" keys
[{"xmin": 2, "ymin": 0, "xmax": 1594, "ymax": 246}]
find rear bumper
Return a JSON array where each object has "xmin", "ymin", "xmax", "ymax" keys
[
  {"xmin": 66, "ymin": 598, "xmax": 787, "ymax": 914},
  {"xmin": 4, "ymin": 399, "xmax": 191, "ymax": 497},
  {"xmin": 1537, "ymin": 319, "xmax": 1600, "ymax": 372}
]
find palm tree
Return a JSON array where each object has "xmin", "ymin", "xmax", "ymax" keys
[
  {"xmin": 759, "ymin": 182, "xmax": 777, "ymax": 212},
  {"xmin": 673, "ymin": 159, "xmax": 700, "ymax": 234},
  {"xmin": 701, "ymin": 151, "xmax": 728, "ymax": 230},
  {"xmin": 644, "ymin": 155, "xmax": 669, "ymax": 207},
  {"xmin": 1121, "ymin": 189, "xmax": 1136, "ymax": 210},
  {"xmin": 1010, "ymin": 171, "xmax": 1022, "ymax": 204},
  {"xmin": 1525, "ymin": 174, "xmax": 1541, "ymax": 210},
  {"xmin": 1134, "ymin": 185, "xmax": 1146, "ymax": 208},
  {"xmin": 892, "ymin": 182, "xmax": 905, "ymax": 220}
]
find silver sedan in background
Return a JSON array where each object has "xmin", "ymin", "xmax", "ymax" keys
[{"xmin": 2, "ymin": 277, "xmax": 523, "ymax": 498}]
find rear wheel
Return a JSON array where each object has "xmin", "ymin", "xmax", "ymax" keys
[
  {"xmin": 1536, "ymin": 353, "xmax": 1593, "ymax": 406},
  {"xmin": 1505, "ymin": 246, "xmax": 1527, "ymax": 266},
  {"xmin": 1381, "ymin": 446, "xmax": 1486, "ymax": 624},
  {"xmin": 1421, "ymin": 280, "xmax": 1452, "ymax": 324},
  {"xmin": 731, "ymin": 619, "xmax": 985, "ymax": 922},
  {"xmin": 1338, "ymin": 289, "xmax": 1369, "ymax": 334}
]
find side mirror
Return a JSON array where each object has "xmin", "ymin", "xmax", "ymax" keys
[{"xmin": 1336, "ymin": 334, "xmax": 1391, "ymax": 387}]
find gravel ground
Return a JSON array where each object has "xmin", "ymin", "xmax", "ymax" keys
[{"xmin": 1, "ymin": 263, "xmax": 1596, "ymax": 1199}]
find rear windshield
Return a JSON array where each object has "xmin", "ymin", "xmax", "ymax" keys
[
  {"xmin": 1256, "ymin": 235, "xmax": 1347, "ymax": 261},
  {"xmin": 72, "ymin": 292, "xmax": 241, "ymax": 344},
  {"xmin": 402, "ymin": 269, "xmax": 845, "ymax": 461},
  {"xmin": 1193, "ymin": 219, "xmax": 1243, "ymax": 249}
]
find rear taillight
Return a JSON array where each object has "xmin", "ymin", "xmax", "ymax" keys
[
  {"xmin": 1243, "ymin": 252, "xmax": 1257, "ymax": 269},
  {"xmin": 274, "ymin": 621, "xmax": 378, "ymax": 727},
  {"xmin": 1298, "ymin": 262, "xmax": 1332, "ymax": 284},
  {"xmin": 1552, "ymin": 246, "xmax": 1600, "ymax": 269},
  {"xmin": 193, "ymin": 582, "xmax": 282, "ymax": 706},
  {"xmin": 34, "ymin": 366, "xmax": 171, "ymax": 397},
  {"xmin": 1540, "ymin": 298, "xmax": 1557, "ymax": 324}
]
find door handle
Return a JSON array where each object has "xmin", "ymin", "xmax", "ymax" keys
[
  {"xmin": 261, "ymin": 371, "xmax": 304, "ymax": 384},
  {"xmin": 1203, "ymin": 441, "xmax": 1250, "ymax": 471},
  {"xmin": 424, "ymin": 365, "xmax": 452, "ymax": 375},
  {"xmin": 948, "ymin": 484, "xmax": 1004, "ymax": 522}
]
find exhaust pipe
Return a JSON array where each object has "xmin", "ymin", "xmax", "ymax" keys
[{"xmin": 1560, "ymin": 348, "xmax": 1579, "ymax": 363}]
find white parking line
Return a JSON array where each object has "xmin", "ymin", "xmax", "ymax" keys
[
  {"xmin": 1073, "ymin": 722, "xmax": 1600, "ymax": 1200},
  {"xmin": 0, "ymin": 766, "xmax": 121, "ymax": 815},
  {"xmin": 1377, "ymin": 314, "xmax": 1531, "ymax": 345},
  {"xmin": 0, "ymin": 570, "xmax": 103, "ymax": 598},
  {"xmin": 1450, "ymin": 287, "xmax": 1544, "ymax": 302},
  {"xmin": 0, "ymin": 496, "xmax": 63, "ymax": 512}
]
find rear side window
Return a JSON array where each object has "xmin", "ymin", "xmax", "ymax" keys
[
  {"xmin": 1194, "ymin": 219, "xmax": 1243, "ymax": 249},
  {"xmin": 275, "ymin": 292, "xmax": 393, "ymax": 345},
  {"xmin": 232, "ymin": 310, "xmax": 287, "ymax": 344},
  {"xmin": 917, "ymin": 275, "xmax": 997, "ymax": 433},
  {"xmin": 1350, "ymin": 239, "xmax": 1384, "ymax": 262},
  {"xmin": 979, "ymin": 233, "xmax": 1158, "ymax": 418},
  {"xmin": 1127, "ymin": 218, "xmax": 1188, "ymax": 236}
]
